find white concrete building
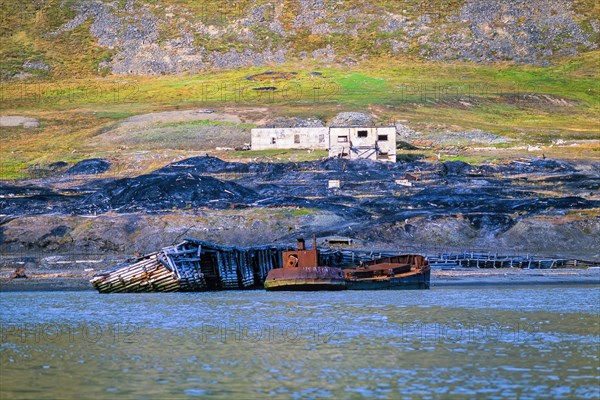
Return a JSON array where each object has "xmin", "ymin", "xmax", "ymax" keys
[
  {"xmin": 250, "ymin": 127, "xmax": 329, "ymax": 150},
  {"xmin": 328, "ymin": 126, "xmax": 396, "ymax": 162},
  {"xmin": 250, "ymin": 126, "xmax": 397, "ymax": 162}
]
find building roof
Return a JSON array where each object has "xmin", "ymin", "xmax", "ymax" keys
[
  {"xmin": 253, "ymin": 125, "xmax": 395, "ymax": 130},
  {"xmin": 329, "ymin": 125, "xmax": 395, "ymax": 129}
]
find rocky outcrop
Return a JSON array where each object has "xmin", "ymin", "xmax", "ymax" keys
[
  {"xmin": 9, "ymin": 0, "xmax": 595, "ymax": 77},
  {"xmin": 430, "ymin": 0, "xmax": 597, "ymax": 63}
]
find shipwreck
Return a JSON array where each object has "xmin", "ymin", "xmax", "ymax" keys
[
  {"xmin": 90, "ymin": 238, "xmax": 431, "ymax": 293},
  {"xmin": 90, "ymin": 239, "xmax": 286, "ymax": 293}
]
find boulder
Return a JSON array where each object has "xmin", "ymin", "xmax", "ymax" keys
[
  {"xmin": 9, "ymin": 267, "xmax": 27, "ymax": 279},
  {"xmin": 0, "ymin": 116, "xmax": 40, "ymax": 128}
]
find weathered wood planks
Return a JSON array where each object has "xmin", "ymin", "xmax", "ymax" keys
[{"xmin": 91, "ymin": 239, "xmax": 288, "ymax": 293}]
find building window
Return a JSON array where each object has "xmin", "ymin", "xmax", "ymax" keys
[
  {"xmin": 271, "ymin": 137, "xmax": 276, "ymax": 144},
  {"xmin": 357, "ymin": 130, "xmax": 368, "ymax": 138},
  {"xmin": 337, "ymin": 135, "xmax": 348, "ymax": 143},
  {"xmin": 378, "ymin": 135, "xmax": 388, "ymax": 141},
  {"xmin": 294, "ymin": 134, "xmax": 300, "ymax": 144}
]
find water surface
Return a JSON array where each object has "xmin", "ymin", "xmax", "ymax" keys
[{"xmin": 1, "ymin": 287, "xmax": 598, "ymax": 399}]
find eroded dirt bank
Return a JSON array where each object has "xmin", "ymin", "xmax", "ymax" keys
[{"xmin": 1, "ymin": 156, "xmax": 598, "ymax": 263}]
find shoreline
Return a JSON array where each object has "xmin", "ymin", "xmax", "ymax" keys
[
  {"xmin": 1, "ymin": 268, "xmax": 598, "ymax": 292},
  {"xmin": 431, "ymin": 268, "xmax": 600, "ymax": 287}
]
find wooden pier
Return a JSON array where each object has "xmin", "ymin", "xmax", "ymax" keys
[{"xmin": 319, "ymin": 249, "xmax": 598, "ymax": 270}]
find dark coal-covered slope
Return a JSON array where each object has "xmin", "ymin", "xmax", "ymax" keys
[
  {"xmin": 81, "ymin": 171, "xmax": 258, "ymax": 213},
  {"xmin": 2, "ymin": 156, "xmax": 599, "ymax": 258},
  {"xmin": 154, "ymin": 157, "xmax": 251, "ymax": 174},
  {"xmin": 2, "ymin": 156, "xmax": 598, "ymax": 220},
  {"xmin": 0, "ymin": 183, "xmax": 84, "ymax": 215},
  {"xmin": 65, "ymin": 159, "xmax": 112, "ymax": 175}
]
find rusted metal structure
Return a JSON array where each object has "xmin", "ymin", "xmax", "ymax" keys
[
  {"xmin": 91, "ymin": 239, "xmax": 285, "ymax": 293},
  {"xmin": 264, "ymin": 238, "xmax": 346, "ymax": 291},
  {"xmin": 344, "ymin": 254, "xmax": 430, "ymax": 290}
]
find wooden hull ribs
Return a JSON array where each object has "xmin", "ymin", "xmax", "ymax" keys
[{"xmin": 90, "ymin": 239, "xmax": 285, "ymax": 293}]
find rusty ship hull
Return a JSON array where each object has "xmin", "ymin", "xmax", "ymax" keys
[
  {"xmin": 344, "ymin": 255, "xmax": 430, "ymax": 290},
  {"xmin": 264, "ymin": 266, "xmax": 346, "ymax": 291},
  {"xmin": 345, "ymin": 269, "xmax": 430, "ymax": 290},
  {"xmin": 264, "ymin": 238, "xmax": 346, "ymax": 291}
]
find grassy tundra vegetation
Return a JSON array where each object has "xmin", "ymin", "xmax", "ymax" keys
[
  {"xmin": 1, "ymin": 53, "xmax": 598, "ymax": 179},
  {"xmin": 0, "ymin": 0, "xmax": 598, "ymax": 179}
]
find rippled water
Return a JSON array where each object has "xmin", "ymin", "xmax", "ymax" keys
[{"xmin": 1, "ymin": 287, "xmax": 599, "ymax": 399}]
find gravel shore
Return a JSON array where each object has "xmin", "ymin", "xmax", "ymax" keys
[{"xmin": 431, "ymin": 268, "xmax": 600, "ymax": 287}]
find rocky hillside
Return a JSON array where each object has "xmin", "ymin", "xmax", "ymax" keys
[{"xmin": 1, "ymin": 0, "xmax": 598, "ymax": 79}]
